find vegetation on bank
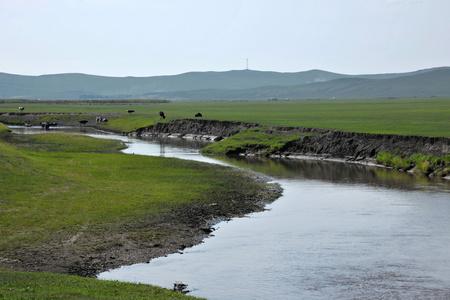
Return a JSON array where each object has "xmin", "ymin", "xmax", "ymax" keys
[
  {"xmin": 200, "ymin": 127, "xmax": 303, "ymax": 156},
  {"xmin": 0, "ymin": 270, "xmax": 202, "ymax": 300},
  {"xmin": 0, "ymin": 122, "xmax": 11, "ymax": 133},
  {"xmin": 1, "ymin": 97, "xmax": 449, "ymax": 136},
  {"xmin": 376, "ymin": 152, "xmax": 450, "ymax": 177}
]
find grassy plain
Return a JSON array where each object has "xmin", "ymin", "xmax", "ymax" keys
[
  {"xmin": 0, "ymin": 131, "xmax": 267, "ymax": 255},
  {"xmin": 0, "ymin": 270, "xmax": 201, "ymax": 300},
  {"xmin": 0, "ymin": 129, "xmax": 275, "ymax": 299},
  {"xmin": 1, "ymin": 97, "xmax": 449, "ymax": 136}
]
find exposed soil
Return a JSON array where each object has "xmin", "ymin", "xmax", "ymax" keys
[{"xmin": 135, "ymin": 118, "xmax": 450, "ymax": 160}]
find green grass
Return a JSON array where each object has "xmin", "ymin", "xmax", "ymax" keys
[
  {"xmin": 0, "ymin": 133, "xmax": 266, "ymax": 253},
  {"xmin": 376, "ymin": 152, "xmax": 450, "ymax": 176},
  {"xmin": 102, "ymin": 114, "xmax": 158, "ymax": 133},
  {"xmin": 8, "ymin": 133, "xmax": 127, "ymax": 153},
  {"xmin": 0, "ymin": 129, "xmax": 275, "ymax": 298},
  {"xmin": 200, "ymin": 127, "xmax": 303, "ymax": 156},
  {"xmin": 0, "ymin": 270, "xmax": 202, "ymax": 299},
  {"xmin": 1, "ymin": 97, "xmax": 449, "ymax": 136},
  {"xmin": 0, "ymin": 123, "xmax": 11, "ymax": 134}
]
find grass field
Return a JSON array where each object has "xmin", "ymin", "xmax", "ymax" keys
[
  {"xmin": 0, "ymin": 129, "xmax": 276, "ymax": 299},
  {"xmin": 0, "ymin": 270, "xmax": 202, "ymax": 299},
  {"xmin": 1, "ymin": 97, "xmax": 449, "ymax": 136}
]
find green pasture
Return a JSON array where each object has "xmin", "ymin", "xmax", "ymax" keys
[
  {"xmin": 0, "ymin": 129, "xmax": 273, "ymax": 299},
  {"xmin": 0, "ymin": 132, "xmax": 262, "ymax": 254},
  {"xmin": 0, "ymin": 270, "xmax": 201, "ymax": 299},
  {"xmin": 1, "ymin": 97, "xmax": 449, "ymax": 136}
]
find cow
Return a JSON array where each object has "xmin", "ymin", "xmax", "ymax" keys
[
  {"xmin": 127, "ymin": 109, "xmax": 135, "ymax": 114},
  {"xmin": 159, "ymin": 111, "xmax": 166, "ymax": 119},
  {"xmin": 195, "ymin": 113, "xmax": 202, "ymax": 117},
  {"xmin": 79, "ymin": 120, "xmax": 88, "ymax": 127},
  {"xmin": 19, "ymin": 107, "xmax": 24, "ymax": 111}
]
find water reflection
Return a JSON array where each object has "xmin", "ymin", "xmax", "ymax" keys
[{"xmin": 212, "ymin": 155, "xmax": 449, "ymax": 192}]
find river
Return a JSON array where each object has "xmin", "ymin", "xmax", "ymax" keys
[{"xmin": 12, "ymin": 126, "xmax": 450, "ymax": 299}]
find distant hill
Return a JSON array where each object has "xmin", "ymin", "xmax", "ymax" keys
[{"xmin": 1, "ymin": 67, "xmax": 449, "ymax": 100}]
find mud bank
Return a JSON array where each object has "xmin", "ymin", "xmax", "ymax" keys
[
  {"xmin": 133, "ymin": 119, "xmax": 260, "ymax": 141},
  {"xmin": 133, "ymin": 119, "xmax": 450, "ymax": 160}
]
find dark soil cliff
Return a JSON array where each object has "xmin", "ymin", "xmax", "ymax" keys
[
  {"xmin": 133, "ymin": 119, "xmax": 450, "ymax": 160},
  {"xmin": 134, "ymin": 119, "xmax": 260, "ymax": 141}
]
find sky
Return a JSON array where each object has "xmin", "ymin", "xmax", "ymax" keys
[{"xmin": 1, "ymin": 0, "xmax": 449, "ymax": 77}]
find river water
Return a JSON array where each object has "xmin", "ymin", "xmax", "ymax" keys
[{"xmin": 12, "ymin": 126, "xmax": 450, "ymax": 299}]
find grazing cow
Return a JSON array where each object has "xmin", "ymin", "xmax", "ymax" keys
[
  {"xmin": 127, "ymin": 109, "xmax": 135, "ymax": 114},
  {"xmin": 96, "ymin": 116, "xmax": 108, "ymax": 123},
  {"xmin": 79, "ymin": 120, "xmax": 88, "ymax": 127},
  {"xmin": 195, "ymin": 113, "xmax": 202, "ymax": 117},
  {"xmin": 159, "ymin": 111, "xmax": 166, "ymax": 119},
  {"xmin": 19, "ymin": 106, "xmax": 24, "ymax": 111}
]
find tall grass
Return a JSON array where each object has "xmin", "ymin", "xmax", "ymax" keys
[{"xmin": 376, "ymin": 152, "xmax": 450, "ymax": 176}]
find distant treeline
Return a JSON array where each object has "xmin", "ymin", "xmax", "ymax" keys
[{"xmin": 0, "ymin": 99, "xmax": 170, "ymax": 105}]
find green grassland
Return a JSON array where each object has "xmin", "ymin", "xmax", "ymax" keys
[
  {"xmin": 1, "ymin": 97, "xmax": 449, "ymax": 136},
  {"xmin": 0, "ymin": 270, "xmax": 202, "ymax": 299},
  {"xmin": 0, "ymin": 131, "xmax": 267, "ymax": 254},
  {"xmin": 0, "ymin": 129, "xmax": 275, "ymax": 299}
]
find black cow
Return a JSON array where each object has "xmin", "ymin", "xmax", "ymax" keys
[
  {"xmin": 195, "ymin": 113, "xmax": 202, "ymax": 117},
  {"xmin": 159, "ymin": 111, "xmax": 166, "ymax": 119},
  {"xmin": 127, "ymin": 109, "xmax": 135, "ymax": 114},
  {"xmin": 79, "ymin": 120, "xmax": 88, "ymax": 126}
]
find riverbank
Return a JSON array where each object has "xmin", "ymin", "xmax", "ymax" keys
[
  {"xmin": 0, "ymin": 128, "xmax": 282, "ymax": 279},
  {"xmin": 1, "ymin": 112, "xmax": 448, "ymax": 176},
  {"xmin": 133, "ymin": 119, "xmax": 450, "ymax": 178}
]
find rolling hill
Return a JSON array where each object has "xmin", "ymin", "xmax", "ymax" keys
[{"xmin": 0, "ymin": 67, "xmax": 449, "ymax": 100}]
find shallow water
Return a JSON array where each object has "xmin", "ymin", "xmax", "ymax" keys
[{"xmin": 11, "ymin": 126, "xmax": 450, "ymax": 299}]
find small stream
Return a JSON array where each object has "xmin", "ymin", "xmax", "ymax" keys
[{"xmin": 11, "ymin": 126, "xmax": 450, "ymax": 299}]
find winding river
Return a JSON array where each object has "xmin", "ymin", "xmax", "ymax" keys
[{"xmin": 12, "ymin": 126, "xmax": 450, "ymax": 299}]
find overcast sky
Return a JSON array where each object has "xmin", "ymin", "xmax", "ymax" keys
[{"xmin": 1, "ymin": 0, "xmax": 449, "ymax": 77}]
